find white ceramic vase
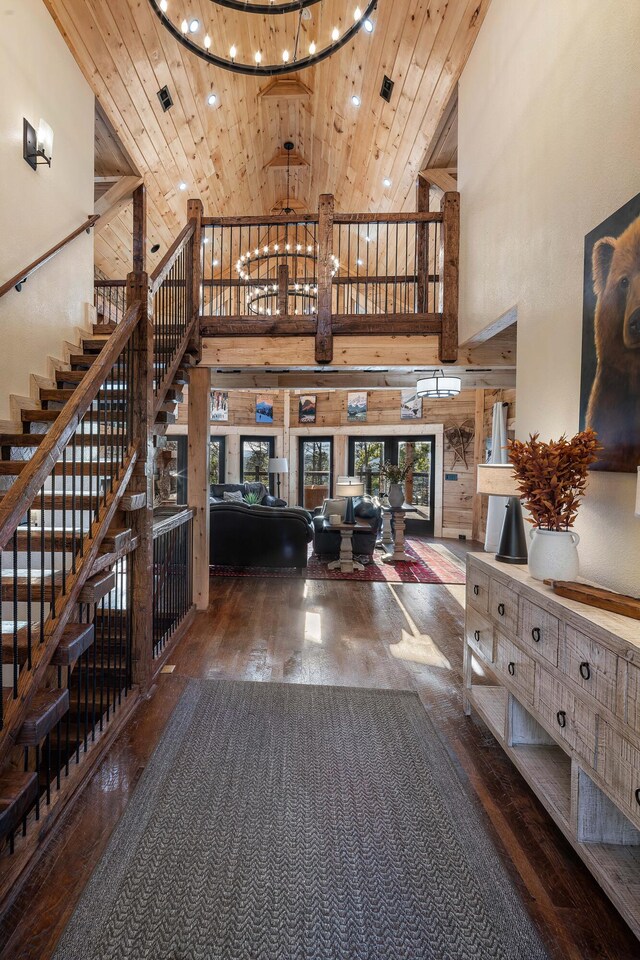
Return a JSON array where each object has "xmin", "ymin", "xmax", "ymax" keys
[
  {"xmin": 387, "ymin": 483, "xmax": 404, "ymax": 509},
  {"xmin": 528, "ymin": 528, "xmax": 580, "ymax": 582}
]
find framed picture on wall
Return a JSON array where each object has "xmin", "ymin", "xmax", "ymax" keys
[
  {"xmin": 210, "ymin": 390, "xmax": 228, "ymax": 422},
  {"xmin": 579, "ymin": 191, "xmax": 640, "ymax": 472},
  {"xmin": 298, "ymin": 394, "xmax": 316, "ymax": 423},
  {"xmin": 255, "ymin": 394, "xmax": 274, "ymax": 424},
  {"xmin": 347, "ymin": 391, "xmax": 367, "ymax": 422},
  {"xmin": 400, "ymin": 389, "xmax": 422, "ymax": 420}
]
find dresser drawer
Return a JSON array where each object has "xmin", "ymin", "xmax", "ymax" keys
[
  {"xmin": 622, "ymin": 659, "xmax": 640, "ymax": 735},
  {"xmin": 564, "ymin": 626, "xmax": 617, "ymax": 714},
  {"xmin": 466, "ymin": 608, "xmax": 494, "ymax": 663},
  {"xmin": 488, "ymin": 578, "xmax": 519, "ymax": 635},
  {"xmin": 602, "ymin": 723, "xmax": 640, "ymax": 826},
  {"xmin": 518, "ymin": 597, "xmax": 559, "ymax": 665},
  {"xmin": 535, "ymin": 667, "xmax": 597, "ymax": 767},
  {"xmin": 495, "ymin": 632, "xmax": 535, "ymax": 704},
  {"xmin": 467, "ymin": 567, "xmax": 490, "ymax": 616}
]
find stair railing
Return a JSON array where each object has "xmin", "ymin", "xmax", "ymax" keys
[
  {"xmin": 0, "ymin": 302, "xmax": 141, "ymax": 756},
  {"xmin": 152, "ymin": 508, "xmax": 194, "ymax": 661},
  {"xmin": 0, "ymin": 215, "xmax": 99, "ymax": 300}
]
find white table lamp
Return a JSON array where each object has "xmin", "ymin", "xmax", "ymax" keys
[
  {"xmin": 476, "ymin": 463, "xmax": 527, "ymax": 564},
  {"xmin": 335, "ymin": 478, "xmax": 364, "ymax": 524}
]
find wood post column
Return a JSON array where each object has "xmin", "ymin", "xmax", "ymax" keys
[
  {"xmin": 132, "ymin": 184, "xmax": 147, "ymax": 275},
  {"xmin": 188, "ymin": 365, "xmax": 210, "ymax": 610},
  {"xmin": 126, "ymin": 269, "xmax": 154, "ymax": 693},
  {"xmin": 439, "ymin": 190, "xmax": 460, "ymax": 364},
  {"xmin": 471, "ymin": 388, "xmax": 485, "ymax": 543},
  {"xmin": 416, "ymin": 178, "xmax": 430, "ymax": 314},
  {"xmin": 187, "ymin": 198, "xmax": 204, "ymax": 361},
  {"xmin": 316, "ymin": 193, "xmax": 334, "ymax": 364}
]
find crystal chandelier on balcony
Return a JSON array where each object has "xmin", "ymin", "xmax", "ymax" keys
[
  {"xmin": 236, "ymin": 142, "xmax": 339, "ymax": 316},
  {"xmin": 148, "ymin": 0, "xmax": 377, "ymax": 77}
]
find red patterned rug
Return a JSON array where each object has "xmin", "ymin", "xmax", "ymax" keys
[{"xmin": 210, "ymin": 538, "xmax": 466, "ymax": 584}]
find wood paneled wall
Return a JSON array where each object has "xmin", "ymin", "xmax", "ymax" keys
[{"xmin": 174, "ymin": 386, "xmax": 517, "ymax": 539}]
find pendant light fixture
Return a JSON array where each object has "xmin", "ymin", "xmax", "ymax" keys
[
  {"xmin": 415, "ymin": 370, "xmax": 462, "ymax": 399},
  {"xmin": 148, "ymin": 0, "xmax": 377, "ymax": 76}
]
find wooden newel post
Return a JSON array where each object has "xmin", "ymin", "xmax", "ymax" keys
[
  {"xmin": 439, "ymin": 190, "xmax": 460, "ymax": 364},
  {"xmin": 316, "ymin": 193, "xmax": 334, "ymax": 364},
  {"xmin": 187, "ymin": 198, "xmax": 204, "ymax": 361},
  {"xmin": 132, "ymin": 184, "xmax": 147, "ymax": 275},
  {"xmin": 188, "ymin": 366, "xmax": 210, "ymax": 611},
  {"xmin": 416, "ymin": 177, "xmax": 429, "ymax": 314},
  {"xmin": 126, "ymin": 270, "xmax": 155, "ymax": 692}
]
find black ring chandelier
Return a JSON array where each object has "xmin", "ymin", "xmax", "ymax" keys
[
  {"xmin": 148, "ymin": 0, "xmax": 378, "ymax": 76},
  {"xmin": 247, "ymin": 284, "xmax": 319, "ymax": 316}
]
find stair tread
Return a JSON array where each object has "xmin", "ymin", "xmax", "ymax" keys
[
  {"xmin": 51, "ymin": 622, "xmax": 95, "ymax": 665},
  {"xmin": 0, "ymin": 771, "xmax": 38, "ymax": 838},
  {"xmin": 16, "ymin": 687, "xmax": 69, "ymax": 745}
]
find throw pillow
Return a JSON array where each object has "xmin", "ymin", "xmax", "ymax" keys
[{"xmin": 223, "ymin": 490, "xmax": 244, "ymax": 503}]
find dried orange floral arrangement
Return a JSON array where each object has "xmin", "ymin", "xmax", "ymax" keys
[{"xmin": 508, "ymin": 429, "xmax": 601, "ymax": 531}]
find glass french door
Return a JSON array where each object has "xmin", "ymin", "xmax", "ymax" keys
[
  {"xmin": 299, "ymin": 437, "xmax": 333, "ymax": 510},
  {"xmin": 240, "ymin": 436, "xmax": 275, "ymax": 492},
  {"xmin": 348, "ymin": 435, "xmax": 436, "ymax": 534},
  {"xmin": 175, "ymin": 435, "xmax": 226, "ymax": 503}
]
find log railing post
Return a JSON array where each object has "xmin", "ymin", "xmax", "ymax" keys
[
  {"xmin": 316, "ymin": 193, "xmax": 334, "ymax": 364},
  {"xmin": 132, "ymin": 184, "xmax": 147, "ymax": 275},
  {"xmin": 188, "ymin": 365, "xmax": 210, "ymax": 611},
  {"xmin": 187, "ymin": 198, "xmax": 204, "ymax": 361},
  {"xmin": 439, "ymin": 190, "xmax": 460, "ymax": 363},
  {"xmin": 126, "ymin": 269, "xmax": 154, "ymax": 692},
  {"xmin": 277, "ymin": 262, "xmax": 289, "ymax": 318},
  {"xmin": 416, "ymin": 178, "xmax": 429, "ymax": 314}
]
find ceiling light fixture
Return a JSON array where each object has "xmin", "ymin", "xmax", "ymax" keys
[
  {"xmin": 416, "ymin": 371, "xmax": 462, "ymax": 399},
  {"xmin": 383, "ymin": 177, "xmax": 391, "ymax": 187},
  {"xmin": 148, "ymin": 0, "xmax": 378, "ymax": 76},
  {"xmin": 179, "ymin": 181, "xmax": 187, "ymax": 191},
  {"xmin": 351, "ymin": 94, "xmax": 361, "ymax": 106},
  {"xmin": 207, "ymin": 92, "xmax": 217, "ymax": 105}
]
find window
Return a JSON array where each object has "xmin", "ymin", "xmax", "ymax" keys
[
  {"xmin": 299, "ymin": 438, "xmax": 333, "ymax": 509},
  {"xmin": 240, "ymin": 436, "xmax": 275, "ymax": 491},
  {"xmin": 349, "ymin": 439, "xmax": 386, "ymax": 496},
  {"xmin": 175, "ymin": 434, "xmax": 226, "ymax": 503},
  {"xmin": 209, "ymin": 437, "xmax": 225, "ymax": 485}
]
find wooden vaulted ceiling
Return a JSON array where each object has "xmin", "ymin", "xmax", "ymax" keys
[{"xmin": 44, "ymin": 0, "xmax": 487, "ymax": 279}]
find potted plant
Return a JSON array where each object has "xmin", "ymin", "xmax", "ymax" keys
[
  {"xmin": 508, "ymin": 429, "xmax": 601, "ymax": 581},
  {"xmin": 381, "ymin": 460, "xmax": 412, "ymax": 509}
]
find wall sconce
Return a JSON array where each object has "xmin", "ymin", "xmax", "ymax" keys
[{"xmin": 23, "ymin": 118, "xmax": 54, "ymax": 170}]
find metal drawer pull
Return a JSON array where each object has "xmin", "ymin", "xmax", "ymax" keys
[
  {"xmin": 473, "ymin": 584, "xmax": 479, "ymax": 596},
  {"xmin": 635, "ymin": 788, "xmax": 640, "ymax": 806},
  {"xmin": 474, "ymin": 630, "xmax": 480, "ymax": 642},
  {"xmin": 579, "ymin": 661, "xmax": 591, "ymax": 680},
  {"xmin": 508, "ymin": 662, "xmax": 515, "ymax": 676},
  {"xmin": 556, "ymin": 710, "xmax": 567, "ymax": 728},
  {"xmin": 531, "ymin": 627, "xmax": 541, "ymax": 643},
  {"xmin": 497, "ymin": 603, "xmax": 505, "ymax": 617}
]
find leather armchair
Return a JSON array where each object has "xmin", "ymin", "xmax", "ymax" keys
[{"xmin": 312, "ymin": 495, "xmax": 381, "ymax": 560}]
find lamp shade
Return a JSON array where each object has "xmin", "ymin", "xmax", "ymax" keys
[
  {"xmin": 268, "ymin": 457, "xmax": 288, "ymax": 474},
  {"xmin": 636, "ymin": 466, "xmax": 640, "ymax": 517},
  {"xmin": 416, "ymin": 375, "xmax": 461, "ymax": 399},
  {"xmin": 335, "ymin": 479, "xmax": 364, "ymax": 498},
  {"xmin": 37, "ymin": 119, "xmax": 54, "ymax": 161},
  {"xmin": 476, "ymin": 463, "xmax": 520, "ymax": 497}
]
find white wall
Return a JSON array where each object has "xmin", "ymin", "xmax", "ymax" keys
[
  {"xmin": 458, "ymin": 0, "xmax": 640, "ymax": 592},
  {"xmin": 0, "ymin": 0, "xmax": 94, "ymax": 420}
]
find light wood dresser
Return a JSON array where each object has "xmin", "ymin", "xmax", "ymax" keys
[{"xmin": 464, "ymin": 553, "xmax": 640, "ymax": 938}]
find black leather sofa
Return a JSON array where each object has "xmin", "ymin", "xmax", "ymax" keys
[
  {"xmin": 209, "ymin": 501, "xmax": 313, "ymax": 568},
  {"xmin": 312, "ymin": 496, "xmax": 382, "ymax": 560},
  {"xmin": 210, "ymin": 482, "xmax": 286, "ymax": 508}
]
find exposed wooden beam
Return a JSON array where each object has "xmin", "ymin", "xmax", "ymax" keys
[
  {"xmin": 440, "ymin": 191, "xmax": 460, "ymax": 363},
  {"xmin": 200, "ymin": 315, "xmax": 442, "ymax": 338},
  {"xmin": 204, "ymin": 370, "xmax": 516, "ymax": 391},
  {"xmin": 419, "ymin": 167, "xmax": 457, "ymax": 192},
  {"xmin": 94, "ymin": 175, "xmax": 143, "ymax": 230},
  {"xmin": 258, "ymin": 77, "xmax": 312, "ymax": 100},
  {"xmin": 265, "ymin": 149, "xmax": 308, "ymax": 169},
  {"xmin": 461, "ymin": 306, "xmax": 518, "ymax": 347}
]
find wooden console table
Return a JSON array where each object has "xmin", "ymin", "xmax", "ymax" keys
[{"xmin": 464, "ymin": 553, "xmax": 640, "ymax": 938}]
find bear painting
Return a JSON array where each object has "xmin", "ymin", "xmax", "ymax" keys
[{"xmin": 580, "ymin": 193, "xmax": 640, "ymax": 473}]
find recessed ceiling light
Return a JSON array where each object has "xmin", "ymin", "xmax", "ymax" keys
[
  {"xmin": 189, "ymin": 18, "xmax": 199, "ymax": 33},
  {"xmin": 351, "ymin": 95, "xmax": 361, "ymax": 107},
  {"xmin": 364, "ymin": 18, "xmax": 374, "ymax": 32},
  {"xmin": 383, "ymin": 177, "xmax": 391, "ymax": 187},
  {"xmin": 207, "ymin": 92, "xmax": 217, "ymax": 105},
  {"xmin": 179, "ymin": 182, "xmax": 187, "ymax": 191}
]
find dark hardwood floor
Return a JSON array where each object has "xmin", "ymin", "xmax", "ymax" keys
[{"xmin": 1, "ymin": 541, "xmax": 638, "ymax": 959}]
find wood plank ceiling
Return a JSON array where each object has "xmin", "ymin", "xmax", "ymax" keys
[{"xmin": 44, "ymin": 0, "xmax": 488, "ymax": 279}]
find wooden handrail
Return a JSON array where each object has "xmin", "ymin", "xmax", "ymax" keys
[
  {"xmin": 152, "ymin": 507, "xmax": 194, "ymax": 539},
  {"xmin": 150, "ymin": 221, "xmax": 194, "ymax": 293},
  {"xmin": 333, "ymin": 211, "xmax": 443, "ymax": 224},
  {"xmin": 202, "ymin": 214, "xmax": 318, "ymax": 227},
  {"xmin": 201, "ymin": 211, "xmax": 443, "ymax": 227},
  {"xmin": 94, "ymin": 279, "xmax": 126, "ymax": 287},
  {"xmin": 0, "ymin": 300, "xmax": 141, "ymax": 551},
  {"xmin": 0, "ymin": 215, "xmax": 100, "ymax": 300}
]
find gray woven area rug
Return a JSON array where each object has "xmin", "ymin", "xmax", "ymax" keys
[{"xmin": 54, "ymin": 680, "xmax": 548, "ymax": 960}]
